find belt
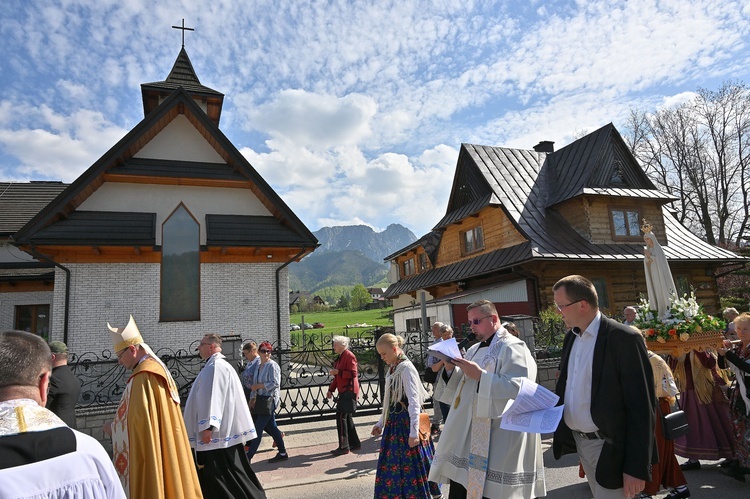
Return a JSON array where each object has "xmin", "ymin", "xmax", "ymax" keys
[{"xmin": 574, "ymin": 430, "xmax": 609, "ymax": 441}]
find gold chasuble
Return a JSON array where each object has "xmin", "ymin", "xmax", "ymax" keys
[{"xmin": 112, "ymin": 358, "xmax": 202, "ymax": 499}]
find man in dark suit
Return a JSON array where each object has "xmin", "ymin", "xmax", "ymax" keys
[
  {"xmin": 46, "ymin": 341, "xmax": 81, "ymax": 428},
  {"xmin": 552, "ymin": 275, "xmax": 656, "ymax": 499}
]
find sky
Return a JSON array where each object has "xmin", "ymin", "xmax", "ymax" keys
[{"xmin": 2, "ymin": 1, "xmax": 750, "ymax": 238}]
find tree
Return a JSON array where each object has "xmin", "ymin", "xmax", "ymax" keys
[
  {"xmin": 350, "ymin": 283, "xmax": 372, "ymax": 311},
  {"xmin": 624, "ymin": 81, "xmax": 750, "ymax": 247}
]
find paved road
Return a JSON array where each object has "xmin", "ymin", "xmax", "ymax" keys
[{"xmin": 255, "ymin": 415, "xmax": 747, "ymax": 498}]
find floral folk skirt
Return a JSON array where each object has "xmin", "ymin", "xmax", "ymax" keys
[{"xmin": 374, "ymin": 409, "xmax": 441, "ymax": 499}]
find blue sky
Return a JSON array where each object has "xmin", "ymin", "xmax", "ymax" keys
[{"xmin": 2, "ymin": 0, "xmax": 749, "ymax": 237}]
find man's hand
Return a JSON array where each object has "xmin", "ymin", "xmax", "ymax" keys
[
  {"xmin": 452, "ymin": 358, "xmax": 483, "ymax": 381},
  {"xmin": 622, "ymin": 473, "xmax": 645, "ymax": 498},
  {"xmin": 200, "ymin": 428, "xmax": 213, "ymax": 444},
  {"xmin": 102, "ymin": 421, "xmax": 113, "ymax": 436}
]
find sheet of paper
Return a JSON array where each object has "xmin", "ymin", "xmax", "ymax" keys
[
  {"xmin": 500, "ymin": 405, "xmax": 564, "ymax": 433},
  {"xmin": 427, "ymin": 338, "xmax": 463, "ymax": 363},
  {"xmin": 499, "ymin": 378, "xmax": 563, "ymax": 433}
]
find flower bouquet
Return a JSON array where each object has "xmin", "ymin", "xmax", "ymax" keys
[{"xmin": 634, "ymin": 291, "xmax": 725, "ymax": 356}]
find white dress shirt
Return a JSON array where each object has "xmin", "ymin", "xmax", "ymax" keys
[{"xmin": 563, "ymin": 311, "xmax": 602, "ymax": 433}]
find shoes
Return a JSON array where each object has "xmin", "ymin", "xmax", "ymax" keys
[
  {"xmin": 272, "ymin": 431, "xmax": 285, "ymax": 448},
  {"xmin": 664, "ymin": 487, "xmax": 690, "ymax": 499},
  {"xmin": 719, "ymin": 458, "xmax": 737, "ymax": 468},
  {"xmin": 679, "ymin": 461, "xmax": 701, "ymax": 471},
  {"xmin": 330, "ymin": 448, "xmax": 350, "ymax": 456},
  {"xmin": 350, "ymin": 444, "xmax": 362, "ymax": 451},
  {"xmin": 430, "ymin": 424, "xmax": 441, "ymax": 436},
  {"xmin": 636, "ymin": 494, "xmax": 651, "ymax": 499},
  {"xmin": 268, "ymin": 452, "xmax": 289, "ymax": 463}
]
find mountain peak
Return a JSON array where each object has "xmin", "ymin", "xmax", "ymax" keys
[{"xmin": 313, "ymin": 224, "xmax": 417, "ymax": 262}]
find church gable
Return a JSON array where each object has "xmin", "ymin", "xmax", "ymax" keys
[{"xmin": 133, "ymin": 115, "xmax": 225, "ymax": 163}]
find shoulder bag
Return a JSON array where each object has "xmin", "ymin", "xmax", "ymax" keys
[
  {"xmin": 252, "ymin": 395, "xmax": 274, "ymax": 416},
  {"xmin": 337, "ymin": 391, "xmax": 357, "ymax": 413},
  {"xmin": 661, "ymin": 404, "xmax": 689, "ymax": 440}
]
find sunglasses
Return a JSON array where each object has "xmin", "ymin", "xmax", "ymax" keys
[
  {"xmin": 470, "ymin": 315, "xmax": 492, "ymax": 325},
  {"xmin": 259, "ymin": 349, "xmax": 271, "ymax": 354}
]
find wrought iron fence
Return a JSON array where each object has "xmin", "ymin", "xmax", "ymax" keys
[{"xmin": 69, "ymin": 327, "xmax": 441, "ymax": 424}]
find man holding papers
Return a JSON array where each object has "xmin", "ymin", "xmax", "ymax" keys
[
  {"xmin": 428, "ymin": 300, "xmax": 546, "ymax": 499},
  {"xmin": 552, "ymin": 275, "xmax": 656, "ymax": 499}
]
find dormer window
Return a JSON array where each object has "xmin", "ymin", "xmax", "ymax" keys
[
  {"xmin": 403, "ymin": 257, "xmax": 415, "ymax": 277},
  {"xmin": 609, "ymin": 206, "xmax": 642, "ymax": 241},
  {"xmin": 461, "ymin": 225, "xmax": 484, "ymax": 255}
]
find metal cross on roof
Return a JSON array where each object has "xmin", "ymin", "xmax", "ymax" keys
[{"xmin": 171, "ymin": 18, "xmax": 194, "ymax": 47}]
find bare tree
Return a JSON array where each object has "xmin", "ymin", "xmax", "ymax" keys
[{"xmin": 624, "ymin": 81, "xmax": 750, "ymax": 247}]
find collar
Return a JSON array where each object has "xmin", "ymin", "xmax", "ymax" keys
[{"xmin": 574, "ymin": 311, "xmax": 602, "ymax": 338}]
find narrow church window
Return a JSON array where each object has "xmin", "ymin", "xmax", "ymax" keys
[
  {"xmin": 14, "ymin": 304, "xmax": 50, "ymax": 340},
  {"xmin": 609, "ymin": 207, "xmax": 642, "ymax": 241},
  {"xmin": 160, "ymin": 204, "xmax": 200, "ymax": 321}
]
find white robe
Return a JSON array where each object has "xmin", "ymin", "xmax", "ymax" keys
[
  {"xmin": 0, "ymin": 399, "xmax": 125, "ymax": 499},
  {"xmin": 184, "ymin": 352, "xmax": 257, "ymax": 451},
  {"xmin": 429, "ymin": 333, "xmax": 546, "ymax": 499}
]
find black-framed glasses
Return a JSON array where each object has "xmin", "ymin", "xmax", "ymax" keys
[
  {"xmin": 259, "ymin": 349, "xmax": 271, "ymax": 354},
  {"xmin": 556, "ymin": 299, "xmax": 582, "ymax": 311},
  {"xmin": 470, "ymin": 315, "xmax": 492, "ymax": 325},
  {"xmin": 116, "ymin": 348, "xmax": 129, "ymax": 360}
]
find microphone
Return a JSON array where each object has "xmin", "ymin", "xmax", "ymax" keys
[{"xmin": 457, "ymin": 331, "xmax": 477, "ymax": 351}]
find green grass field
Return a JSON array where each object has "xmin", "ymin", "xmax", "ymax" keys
[{"xmin": 290, "ymin": 307, "xmax": 393, "ymax": 333}]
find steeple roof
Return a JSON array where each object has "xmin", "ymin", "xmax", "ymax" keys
[{"xmin": 141, "ymin": 47, "xmax": 224, "ymax": 125}]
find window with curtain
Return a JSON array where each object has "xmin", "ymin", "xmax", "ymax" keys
[{"xmin": 160, "ymin": 204, "xmax": 200, "ymax": 321}]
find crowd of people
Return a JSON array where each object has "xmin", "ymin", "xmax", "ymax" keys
[{"xmin": 1, "ymin": 277, "xmax": 749, "ymax": 499}]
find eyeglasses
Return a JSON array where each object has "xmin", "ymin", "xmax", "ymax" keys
[
  {"xmin": 259, "ymin": 349, "xmax": 271, "ymax": 354},
  {"xmin": 116, "ymin": 348, "xmax": 129, "ymax": 360},
  {"xmin": 198, "ymin": 342, "xmax": 213, "ymax": 347},
  {"xmin": 470, "ymin": 315, "xmax": 492, "ymax": 325},
  {"xmin": 556, "ymin": 299, "xmax": 582, "ymax": 311}
]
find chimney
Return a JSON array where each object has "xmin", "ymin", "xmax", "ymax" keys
[{"xmin": 533, "ymin": 140, "xmax": 554, "ymax": 153}]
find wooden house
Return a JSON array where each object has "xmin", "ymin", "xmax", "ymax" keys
[
  {"xmin": 384, "ymin": 124, "xmax": 747, "ymax": 332},
  {"xmin": 9, "ymin": 47, "xmax": 318, "ymax": 352}
]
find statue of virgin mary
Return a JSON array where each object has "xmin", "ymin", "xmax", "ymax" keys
[{"xmin": 642, "ymin": 221, "xmax": 677, "ymax": 320}]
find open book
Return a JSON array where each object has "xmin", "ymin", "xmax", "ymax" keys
[{"xmin": 499, "ymin": 378, "xmax": 564, "ymax": 434}]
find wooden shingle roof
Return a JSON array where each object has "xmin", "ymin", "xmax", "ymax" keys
[
  {"xmin": 141, "ymin": 47, "xmax": 223, "ymax": 97},
  {"xmin": 206, "ymin": 215, "xmax": 314, "ymax": 247},
  {"xmin": 28, "ymin": 212, "xmax": 156, "ymax": 246}
]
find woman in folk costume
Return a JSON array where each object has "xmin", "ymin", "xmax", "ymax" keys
[
  {"xmin": 106, "ymin": 315, "xmax": 202, "ymax": 499},
  {"xmin": 669, "ymin": 348, "xmax": 734, "ymax": 469},
  {"xmin": 718, "ymin": 312, "xmax": 750, "ymax": 481},
  {"xmin": 639, "ymin": 331, "xmax": 690, "ymax": 499},
  {"xmin": 371, "ymin": 333, "xmax": 442, "ymax": 499}
]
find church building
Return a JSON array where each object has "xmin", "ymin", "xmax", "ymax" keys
[{"xmin": 7, "ymin": 45, "xmax": 318, "ymax": 353}]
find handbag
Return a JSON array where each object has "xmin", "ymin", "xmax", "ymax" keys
[
  {"xmin": 252, "ymin": 395, "xmax": 274, "ymax": 416},
  {"xmin": 662, "ymin": 408, "xmax": 689, "ymax": 440},
  {"xmin": 337, "ymin": 391, "xmax": 357, "ymax": 414},
  {"xmin": 423, "ymin": 366, "xmax": 438, "ymax": 383},
  {"xmin": 418, "ymin": 412, "xmax": 431, "ymax": 441}
]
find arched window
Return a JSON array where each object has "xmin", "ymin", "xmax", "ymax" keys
[{"xmin": 160, "ymin": 203, "xmax": 200, "ymax": 321}]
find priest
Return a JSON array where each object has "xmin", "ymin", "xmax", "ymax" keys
[
  {"xmin": 105, "ymin": 315, "xmax": 203, "ymax": 499},
  {"xmin": 184, "ymin": 334, "xmax": 266, "ymax": 499}
]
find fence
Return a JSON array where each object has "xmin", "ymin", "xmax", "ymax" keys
[{"xmin": 70, "ymin": 320, "xmax": 564, "ymax": 426}]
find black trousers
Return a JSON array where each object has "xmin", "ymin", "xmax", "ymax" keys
[
  {"xmin": 335, "ymin": 410, "xmax": 361, "ymax": 450},
  {"xmin": 448, "ymin": 479, "xmax": 489, "ymax": 499}
]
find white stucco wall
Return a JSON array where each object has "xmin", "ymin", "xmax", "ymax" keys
[
  {"xmin": 78, "ymin": 183, "xmax": 272, "ymax": 245},
  {"xmin": 49, "ymin": 262, "xmax": 290, "ymax": 354},
  {"xmin": 134, "ymin": 115, "xmax": 223, "ymax": 162},
  {"xmin": 0, "ymin": 290, "xmax": 54, "ymax": 332}
]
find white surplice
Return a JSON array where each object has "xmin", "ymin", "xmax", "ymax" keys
[
  {"xmin": 184, "ymin": 352, "xmax": 257, "ymax": 451},
  {"xmin": 428, "ymin": 331, "xmax": 546, "ymax": 499}
]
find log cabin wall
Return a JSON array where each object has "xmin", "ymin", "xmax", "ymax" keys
[
  {"xmin": 555, "ymin": 198, "xmax": 591, "ymax": 241},
  {"xmin": 435, "ymin": 206, "xmax": 525, "ymax": 267},
  {"xmin": 527, "ymin": 260, "xmax": 722, "ymax": 318}
]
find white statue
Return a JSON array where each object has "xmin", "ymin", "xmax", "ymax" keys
[{"xmin": 643, "ymin": 223, "xmax": 677, "ymax": 320}]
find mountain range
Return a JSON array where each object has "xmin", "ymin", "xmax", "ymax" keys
[{"xmin": 288, "ymin": 224, "xmax": 417, "ymax": 292}]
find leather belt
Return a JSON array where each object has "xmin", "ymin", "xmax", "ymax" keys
[{"xmin": 575, "ymin": 430, "xmax": 608, "ymax": 441}]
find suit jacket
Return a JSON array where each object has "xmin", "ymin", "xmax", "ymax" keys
[
  {"xmin": 46, "ymin": 364, "xmax": 81, "ymax": 429},
  {"xmin": 553, "ymin": 315, "xmax": 657, "ymax": 489}
]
